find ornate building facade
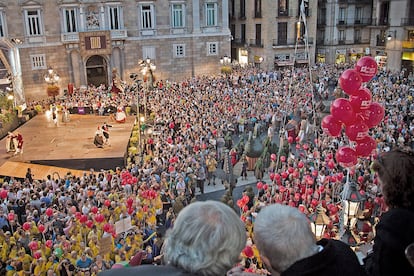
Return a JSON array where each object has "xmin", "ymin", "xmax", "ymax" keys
[{"xmin": 0, "ymin": 0, "xmax": 231, "ymax": 101}]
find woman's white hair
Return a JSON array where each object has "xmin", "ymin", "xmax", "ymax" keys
[
  {"xmin": 254, "ymin": 204, "xmax": 318, "ymax": 273},
  {"xmin": 164, "ymin": 200, "xmax": 246, "ymax": 276}
]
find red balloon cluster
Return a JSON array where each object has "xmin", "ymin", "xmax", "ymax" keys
[{"xmin": 322, "ymin": 56, "xmax": 383, "ymax": 167}]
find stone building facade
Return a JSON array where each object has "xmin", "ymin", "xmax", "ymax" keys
[{"xmin": 0, "ymin": 0, "xmax": 231, "ymax": 101}]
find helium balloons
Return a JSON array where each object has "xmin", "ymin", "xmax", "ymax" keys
[
  {"xmin": 45, "ymin": 240, "xmax": 53, "ymax": 248},
  {"xmin": 29, "ymin": 241, "xmax": 39, "ymax": 251},
  {"xmin": 280, "ymin": 156, "xmax": 286, "ymax": 162},
  {"xmin": 0, "ymin": 189, "xmax": 8, "ymax": 199},
  {"xmin": 345, "ymin": 121, "xmax": 369, "ymax": 141},
  {"xmin": 45, "ymin": 208, "xmax": 53, "ymax": 217},
  {"xmin": 355, "ymin": 136, "xmax": 377, "ymax": 157},
  {"xmin": 33, "ymin": 251, "xmax": 42, "ymax": 259},
  {"xmin": 349, "ymin": 87, "xmax": 372, "ymax": 113},
  {"xmin": 86, "ymin": 220, "xmax": 94, "ymax": 229},
  {"xmin": 339, "ymin": 69, "xmax": 363, "ymax": 95},
  {"xmin": 288, "ymin": 136, "xmax": 294, "ymax": 144},
  {"xmin": 256, "ymin": 182, "xmax": 263, "ymax": 190},
  {"xmin": 37, "ymin": 224, "xmax": 45, "ymax": 233},
  {"xmin": 79, "ymin": 214, "xmax": 88, "ymax": 224},
  {"xmin": 54, "ymin": 247, "xmax": 63, "ymax": 258},
  {"xmin": 104, "ymin": 199, "xmax": 111, "ymax": 207},
  {"xmin": 361, "ymin": 102, "xmax": 385, "ymax": 128},
  {"xmin": 270, "ymin": 153, "xmax": 277, "ymax": 161},
  {"xmin": 335, "ymin": 146, "xmax": 358, "ymax": 168},
  {"xmin": 297, "ymin": 161, "xmax": 304, "ymax": 168},
  {"xmin": 355, "ymin": 56, "xmax": 378, "ymax": 82},
  {"xmin": 330, "ymin": 98, "xmax": 356, "ymax": 126},
  {"xmin": 23, "ymin": 222, "xmax": 31, "ymax": 231},
  {"xmin": 322, "ymin": 115, "xmax": 342, "ymax": 137},
  {"xmin": 7, "ymin": 213, "xmax": 14, "ymax": 221},
  {"xmin": 95, "ymin": 214, "xmax": 105, "ymax": 223},
  {"xmin": 90, "ymin": 206, "xmax": 98, "ymax": 214}
]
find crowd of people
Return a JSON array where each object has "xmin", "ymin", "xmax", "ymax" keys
[{"xmin": 0, "ymin": 63, "xmax": 413, "ymax": 275}]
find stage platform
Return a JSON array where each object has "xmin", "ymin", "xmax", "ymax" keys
[{"xmin": 0, "ymin": 113, "xmax": 135, "ymax": 180}]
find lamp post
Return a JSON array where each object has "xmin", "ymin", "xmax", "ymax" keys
[
  {"xmin": 44, "ymin": 67, "xmax": 60, "ymax": 101},
  {"xmin": 341, "ymin": 181, "xmax": 364, "ymax": 247},
  {"xmin": 220, "ymin": 55, "xmax": 232, "ymax": 75},
  {"xmin": 140, "ymin": 57, "xmax": 156, "ymax": 122},
  {"xmin": 310, "ymin": 204, "xmax": 330, "ymax": 240}
]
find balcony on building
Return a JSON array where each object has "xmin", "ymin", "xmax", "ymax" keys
[
  {"xmin": 354, "ymin": 18, "xmax": 372, "ymax": 26},
  {"xmin": 338, "ymin": 0, "xmax": 371, "ymax": 4},
  {"xmin": 61, "ymin": 28, "xmax": 127, "ymax": 43},
  {"xmin": 233, "ymin": 38, "xmax": 247, "ymax": 46},
  {"xmin": 249, "ymin": 39, "xmax": 264, "ymax": 48},
  {"xmin": 277, "ymin": 9, "xmax": 294, "ymax": 18},
  {"xmin": 272, "ymin": 37, "xmax": 314, "ymax": 48},
  {"xmin": 371, "ymin": 17, "xmax": 389, "ymax": 27},
  {"xmin": 354, "ymin": 38, "xmax": 370, "ymax": 44},
  {"xmin": 401, "ymin": 18, "xmax": 414, "ymax": 26}
]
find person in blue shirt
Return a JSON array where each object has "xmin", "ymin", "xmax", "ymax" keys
[{"xmin": 76, "ymin": 253, "xmax": 93, "ymax": 272}]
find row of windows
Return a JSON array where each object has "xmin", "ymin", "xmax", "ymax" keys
[
  {"xmin": 29, "ymin": 42, "xmax": 219, "ymax": 70},
  {"xmin": 0, "ymin": 3, "xmax": 219, "ymax": 37}
]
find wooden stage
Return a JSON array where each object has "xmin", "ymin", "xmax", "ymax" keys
[{"xmin": 0, "ymin": 113, "xmax": 135, "ymax": 180}]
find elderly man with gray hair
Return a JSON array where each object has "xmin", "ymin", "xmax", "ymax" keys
[
  {"xmin": 251, "ymin": 204, "xmax": 367, "ymax": 276},
  {"xmin": 100, "ymin": 200, "xmax": 246, "ymax": 276}
]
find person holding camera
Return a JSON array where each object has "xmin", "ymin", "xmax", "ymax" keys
[{"xmin": 58, "ymin": 259, "xmax": 76, "ymax": 276}]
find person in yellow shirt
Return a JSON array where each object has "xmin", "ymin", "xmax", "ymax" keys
[
  {"xmin": 16, "ymin": 248, "xmax": 32, "ymax": 273},
  {"xmin": 31, "ymin": 257, "xmax": 47, "ymax": 276}
]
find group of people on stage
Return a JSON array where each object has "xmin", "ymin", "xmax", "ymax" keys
[
  {"xmin": 5, "ymin": 132, "xmax": 23, "ymax": 155},
  {"xmin": 94, "ymin": 122, "xmax": 111, "ymax": 148}
]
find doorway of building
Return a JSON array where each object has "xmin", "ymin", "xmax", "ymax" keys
[{"xmin": 86, "ymin": 55, "xmax": 108, "ymax": 87}]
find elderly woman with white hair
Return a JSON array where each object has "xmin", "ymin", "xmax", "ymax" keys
[{"xmin": 100, "ymin": 200, "xmax": 246, "ymax": 276}]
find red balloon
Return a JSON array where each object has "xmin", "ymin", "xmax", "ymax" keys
[
  {"xmin": 337, "ymin": 172, "xmax": 344, "ymax": 181},
  {"xmin": 349, "ymin": 87, "xmax": 372, "ymax": 113},
  {"xmin": 345, "ymin": 121, "xmax": 369, "ymax": 141},
  {"xmin": 45, "ymin": 208, "xmax": 53, "ymax": 217},
  {"xmin": 79, "ymin": 215, "xmax": 88, "ymax": 224},
  {"xmin": 0, "ymin": 189, "xmax": 8, "ymax": 199},
  {"xmin": 263, "ymin": 184, "xmax": 269, "ymax": 191},
  {"xmin": 29, "ymin": 241, "xmax": 39, "ymax": 251},
  {"xmin": 33, "ymin": 251, "xmax": 42, "ymax": 259},
  {"xmin": 280, "ymin": 156, "xmax": 286, "ymax": 162},
  {"xmin": 103, "ymin": 223, "xmax": 112, "ymax": 233},
  {"xmin": 288, "ymin": 136, "xmax": 294, "ymax": 144},
  {"xmin": 330, "ymin": 98, "xmax": 356, "ymax": 126},
  {"xmin": 297, "ymin": 161, "xmax": 304, "ymax": 168},
  {"xmin": 45, "ymin": 240, "xmax": 53, "ymax": 248},
  {"xmin": 38, "ymin": 224, "xmax": 45, "ymax": 233},
  {"xmin": 7, "ymin": 213, "xmax": 15, "ymax": 221},
  {"xmin": 169, "ymin": 122, "xmax": 175, "ymax": 129},
  {"xmin": 104, "ymin": 199, "xmax": 111, "ymax": 207},
  {"xmin": 335, "ymin": 146, "xmax": 358, "ymax": 168},
  {"xmin": 270, "ymin": 153, "xmax": 277, "ymax": 161},
  {"xmin": 355, "ymin": 56, "xmax": 378, "ymax": 82},
  {"xmin": 361, "ymin": 102, "xmax": 385, "ymax": 128},
  {"xmin": 327, "ymin": 161, "xmax": 335, "ymax": 169},
  {"xmin": 355, "ymin": 136, "xmax": 377, "ymax": 157},
  {"xmin": 256, "ymin": 182, "xmax": 263, "ymax": 190},
  {"xmin": 90, "ymin": 206, "xmax": 98, "ymax": 214},
  {"xmin": 281, "ymin": 172, "xmax": 288, "ymax": 179},
  {"xmin": 322, "ymin": 115, "xmax": 342, "ymax": 137},
  {"xmin": 95, "ymin": 214, "xmax": 105, "ymax": 223},
  {"xmin": 358, "ymin": 176, "xmax": 364, "ymax": 184},
  {"xmin": 275, "ymin": 173, "xmax": 281, "ymax": 180},
  {"xmin": 339, "ymin": 69, "xmax": 363, "ymax": 95},
  {"xmin": 86, "ymin": 220, "xmax": 94, "ymax": 229}
]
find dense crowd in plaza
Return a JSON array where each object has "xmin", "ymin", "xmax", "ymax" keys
[{"xmin": 0, "ymin": 63, "xmax": 413, "ymax": 275}]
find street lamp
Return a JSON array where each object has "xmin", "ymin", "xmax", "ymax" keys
[
  {"xmin": 44, "ymin": 67, "xmax": 60, "ymax": 100},
  {"xmin": 341, "ymin": 181, "xmax": 364, "ymax": 247},
  {"xmin": 310, "ymin": 204, "xmax": 330, "ymax": 240},
  {"xmin": 387, "ymin": 30, "xmax": 396, "ymax": 41},
  {"xmin": 220, "ymin": 55, "xmax": 231, "ymax": 65},
  {"xmin": 220, "ymin": 55, "xmax": 232, "ymax": 75},
  {"xmin": 140, "ymin": 57, "xmax": 156, "ymax": 121}
]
